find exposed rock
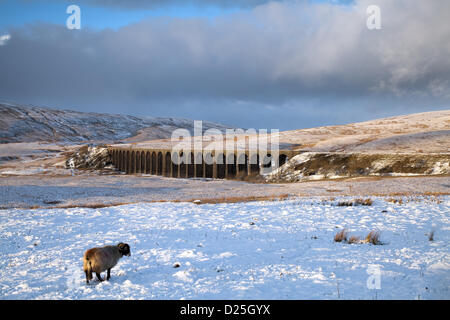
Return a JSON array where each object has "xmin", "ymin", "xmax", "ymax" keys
[
  {"xmin": 65, "ymin": 145, "xmax": 112, "ymax": 170},
  {"xmin": 266, "ymin": 152, "xmax": 450, "ymax": 182}
]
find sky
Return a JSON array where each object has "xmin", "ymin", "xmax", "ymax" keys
[{"xmin": 0, "ymin": 0, "xmax": 449, "ymax": 130}]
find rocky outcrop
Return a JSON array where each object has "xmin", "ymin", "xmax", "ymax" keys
[
  {"xmin": 65, "ymin": 145, "xmax": 112, "ymax": 170},
  {"xmin": 266, "ymin": 152, "xmax": 450, "ymax": 182}
]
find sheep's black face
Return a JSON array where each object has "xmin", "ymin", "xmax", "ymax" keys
[{"xmin": 118, "ymin": 243, "xmax": 131, "ymax": 257}]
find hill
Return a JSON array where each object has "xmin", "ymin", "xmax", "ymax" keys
[
  {"xmin": 266, "ymin": 110, "xmax": 450, "ymax": 182},
  {"xmin": 0, "ymin": 102, "xmax": 232, "ymax": 144},
  {"xmin": 278, "ymin": 110, "xmax": 450, "ymax": 153}
]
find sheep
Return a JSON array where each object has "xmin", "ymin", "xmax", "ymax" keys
[{"xmin": 83, "ymin": 242, "xmax": 131, "ymax": 284}]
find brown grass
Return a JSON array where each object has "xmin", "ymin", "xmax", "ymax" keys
[
  {"xmin": 365, "ymin": 230, "xmax": 382, "ymax": 245},
  {"xmin": 385, "ymin": 194, "xmax": 445, "ymax": 205},
  {"xmin": 428, "ymin": 230, "xmax": 435, "ymax": 241},
  {"xmin": 425, "ymin": 196, "xmax": 442, "ymax": 204},
  {"xmin": 347, "ymin": 235, "xmax": 361, "ymax": 244},
  {"xmin": 386, "ymin": 198, "xmax": 403, "ymax": 204},
  {"xmin": 336, "ymin": 201, "xmax": 353, "ymax": 206},
  {"xmin": 374, "ymin": 190, "xmax": 450, "ymax": 197},
  {"xmin": 334, "ymin": 229, "xmax": 348, "ymax": 243},
  {"xmin": 355, "ymin": 198, "xmax": 373, "ymax": 206},
  {"xmin": 337, "ymin": 198, "xmax": 373, "ymax": 206},
  {"xmin": 14, "ymin": 193, "xmax": 293, "ymax": 210},
  {"xmin": 226, "ymin": 172, "xmax": 266, "ymax": 183},
  {"xmin": 186, "ymin": 194, "xmax": 291, "ymax": 205},
  {"xmin": 55, "ymin": 202, "xmax": 132, "ymax": 209},
  {"xmin": 332, "ymin": 230, "xmax": 383, "ymax": 245}
]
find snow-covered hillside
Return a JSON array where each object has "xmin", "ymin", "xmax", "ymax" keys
[
  {"xmin": 277, "ymin": 110, "xmax": 450, "ymax": 153},
  {"xmin": 149, "ymin": 110, "xmax": 449, "ymax": 154},
  {"xmin": 0, "ymin": 102, "xmax": 232, "ymax": 144},
  {"xmin": 261, "ymin": 111, "xmax": 450, "ymax": 182},
  {"xmin": 0, "ymin": 197, "xmax": 448, "ymax": 299}
]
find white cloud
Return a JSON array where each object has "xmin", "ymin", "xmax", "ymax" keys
[{"xmin": 0, "ymin": 34, "xmax": 11, "ymax": 46}]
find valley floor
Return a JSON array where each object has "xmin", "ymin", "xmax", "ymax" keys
[{"xmin": 0, "ymin": 174, "xmax": 449, "ymax": 209}]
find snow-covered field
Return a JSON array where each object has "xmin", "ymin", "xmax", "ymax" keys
[{"xmin": 0, "ymin": 197, "xmax": 449, "ymax": 300}]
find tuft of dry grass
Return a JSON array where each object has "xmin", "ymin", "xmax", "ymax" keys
[
  {"xmin": 337, "ymin": 198, "xmax": 373, "ymax": 206},
  {"xmin": 386, "ymin": 198, "xmax": 403, "ymax": 205},
  {"xmin": 334, "ymin": 229, "xmax": 348, "ymax": 243},
  {"xmin": 365, "ymin": 230, "xmax": 382, "ymax": 245},
  {"xmin": 426, "ymin": 196, "xmax": 442, "ymax": 204},
  {"xmin": 355, "ymin": 198, "xmax": 373, "ymax": 206},
  {"xmin": 347, "ymin": 235, "xmax": 361, "ymax": 244},
  {"xmin": 333, "ymin": 230, "xmax": 384, "ymax": 245},
  {"xmin": 336, "ymin": 201, "xmax": 353, "ymax": 206},
  {"xmin": 428, "ymin": 230, "xmax": 435, "ymax": 241}
]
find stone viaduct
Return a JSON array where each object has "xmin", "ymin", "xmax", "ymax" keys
[{"xmin": 107, "ymin": 141, "xmax": 298, "ymax": 179}]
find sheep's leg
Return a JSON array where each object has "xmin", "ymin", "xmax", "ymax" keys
[
  {"xmin": 85, "ymin": 271, "xmax": 90, "ymax": 284},
  {"xmin": 96, "ymin": 272, "xmax": 104, "ymax": 282},
  {"xmin": 106, "ymin": 269, "xmax": 111, "ymax": 281}
]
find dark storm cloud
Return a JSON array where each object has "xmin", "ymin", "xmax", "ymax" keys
[{"xmin": 0, "ymin": 0, "xmax": 449, "ymax": 129}]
